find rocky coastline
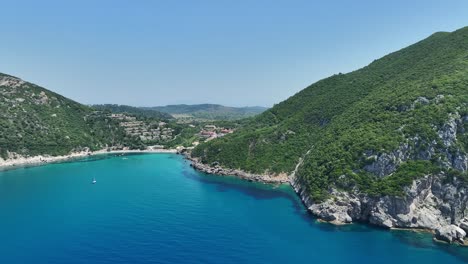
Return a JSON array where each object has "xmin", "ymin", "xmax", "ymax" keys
[
  {"xmin": 3, "ymin": 148, "xmax": 467, "ymax": 245},
  {"xmin": 185, "ymin": 152, "xmax": 468, "ymax": 246},
  {"xmin": 292, "ymin": 174, "xmax": 468, "ymax": 245},
  {"xmin": 186, "ymin": 155, "xmax": 289, "ymax": 184}
]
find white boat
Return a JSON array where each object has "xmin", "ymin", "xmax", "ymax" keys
[{"xmin": 92, "ymin": 177, "xmax": 96, "ymax": 184}]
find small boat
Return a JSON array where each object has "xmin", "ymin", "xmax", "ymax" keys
[{"xmin": 92, "ymin": 177, "xmax": 96, "ymax": 184}]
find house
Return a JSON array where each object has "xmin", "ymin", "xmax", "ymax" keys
[
  {"xmin": 200, "ymin": 131, "xmax": 216, "ymax": 138},
  {"xmin": 204, "ymin": 125, "xmax": 216, "ymax": 131},
  {"xmin": 220, "ymin": 128, "xmax": 233, "ymax": 134}
]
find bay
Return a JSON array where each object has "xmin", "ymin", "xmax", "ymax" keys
[{"xmin": 0, "ymin": 154, "xmax": 467, "ymax": 263}]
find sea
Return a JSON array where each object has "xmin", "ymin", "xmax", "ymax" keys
[{"xmin": 0, "ymin": 153, "xmax": 467, "ymax": 263}]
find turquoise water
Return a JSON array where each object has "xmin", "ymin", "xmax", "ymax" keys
[{"xmin": 0, "ymin": 154, "xmax": 467, "ymax": 264}]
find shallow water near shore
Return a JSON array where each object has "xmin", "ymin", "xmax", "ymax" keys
[{"xmin": 0, "ymin": 153, "xmax": 467, "ymax": 263}]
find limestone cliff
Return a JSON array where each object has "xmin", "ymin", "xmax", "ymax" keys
[{"xmin": 292, "ymin": 113, "xmax": 468, "ymax": 243}]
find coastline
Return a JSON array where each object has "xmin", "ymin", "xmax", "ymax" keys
[
  {"xmin": 3, "ymin": 149, "xmax": 467, "ymax": 246},
  {"xmin": 184, "ymin": 152, "xmax": 468, "ymax": 246},
  {"xmin": 186, "ymin": 155, "xmax": 289, "ymax": 184},
  {"xmin": 0, "ymin": 148, "xmax": 178, "ymax": 170}
]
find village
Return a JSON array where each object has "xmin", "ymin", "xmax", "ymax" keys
[
  {"xmin": 109, "ymin": 113, "xmax": 174, "ymax": 142},
  {"xmin": 107, "ymin": 113, "xmax": 235, "ymax": 146},
  {"xmin": 198, "ymin": 124, "xmax": 234, "ymax": 141}
]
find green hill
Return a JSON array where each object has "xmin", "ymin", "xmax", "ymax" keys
[
  {"xmin": 193, "ymin": 27, "xmax": 468, "ymax": 201},
  {"xmin": 147, "ymin": 104, "xmax": 267, "ymax": 121},
  {"xmin": 0, "ymin": 74, "xmax": 143, "ymax": 158}
]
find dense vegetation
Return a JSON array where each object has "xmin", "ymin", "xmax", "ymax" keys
[
  {"xmin": 193, "ymin": 27, "xmax": 468, "ymax": 201},
  {"xmin": 0, "ymin": 73, "xmax": 252, "ymax": 159},
  {"xmin": 0, "ymin": 74, "xmax": 144, "ymax": 159},
  {"xmin": 92, "ymin": 104, "xmax": 173, "ymax": 120},
  {"xmin": 146, "ymin": 104, "xmax": 267, "ymax": 121}
]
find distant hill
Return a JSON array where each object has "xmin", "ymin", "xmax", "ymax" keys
[
  {"xmin": 92, "ymin": 104, "xmax": 173, "ymax": 120},
  {"xmin": 0, "ymin": 74, "xmax": 144, "ymax": 158},
  {"xmin": 146, "ymin": 104, "xmax": 268, "ymax": 121}
]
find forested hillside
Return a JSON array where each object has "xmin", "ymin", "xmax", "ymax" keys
[
  {"xmin": 0, "ymin": 74, "xmax": 143, "ymax": 158},
  {"xmin": 193, "ymin": 27, "xmax": 468, "ymax": 201}
]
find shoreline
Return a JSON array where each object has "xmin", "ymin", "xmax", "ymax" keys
[
  {"xmin": 186, "ymin": 155, "xmax": 289, "ymax": 184},
  {"xmin": 3, "ymin": 149, "xmax": 467, "ymax": 246},
  {"xmin": 184, "ymin": 153, "xmax": 468, "ymax": 247},
  {"xmin": 0, "ymin": 148, "xmax": 178, "ymax": 170}
]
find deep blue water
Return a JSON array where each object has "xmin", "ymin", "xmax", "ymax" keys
[{"xmin": 0, "ymin": 154, "xmax": 467, "ymax": 264}]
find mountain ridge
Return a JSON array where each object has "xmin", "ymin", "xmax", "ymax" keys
[
  {"xmin": 91, "ymin": 104, "xmax": 174, "ymax": 120},
  {"xmin": 146, "ymin": 104, "xmax": 267, "ymax": 120}
]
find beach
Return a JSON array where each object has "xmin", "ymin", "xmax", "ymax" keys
[{"xmin": 0, "ymin": 148, "xmax": 178, "ymax": 169}]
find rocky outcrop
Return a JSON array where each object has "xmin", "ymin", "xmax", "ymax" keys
[
  {"xmin": 307, "ymin": 190, "xmax": 356, "ymax": 224},
  {"xmin": 364, "ymin": 112, "xmax": 467, "ymax": 179},
  {"xmin": 290, "ymin": 112, "xmax": 468, "ymax": 244},
  {"xmin": 292, "ymin": 173, "xmax": 468, "ymax": 244},
  {"xmin": 435, "ymin": 225, "xmax": 466, "ymax": 243},
  {"xmin": 459, "ymin": 219, "xmax": 468, "ymax": 233},
  {"xmin": 188, "ymin": 156, "xmax": 289, "ymax": 184},
  {"xmin": 438, "ymin": 113, "xmax": 459, "ymax": 147},
  {"xmin": 363, "ymin": 143, "xmax": 412, "ymax": 177},
  {"xmin": 0, "ymin": 75, "xmax": 25, "ymax": 88}
]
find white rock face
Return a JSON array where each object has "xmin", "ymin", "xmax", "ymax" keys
[
  {"xmin": 308, "ymin": 190, "xmax": 356, "ymax": 224},
  {"xmin": 0, "ymin": 76, "xmax": 25, "ymax": 88},
  {"xmin": 301, "ymin": 112, "xmax": 468, "ymax": 237},
  {"xmin": 363, "ymin": 113, "xmax": 467, "ymax": 180},
  {"xmin": 363, "ymin": 143, "xmax": 411, "ymax": 177},
  {"xmin": 438, "ymin": 113, "xmax": 459, "ymax": 147},
  {"xmin": 365, "ymin": 176, "xmax": 456, "ymax": 230},
  {"xmin": 435, "ymin": 225, "xmax": 466, "ymax": 243},
  {"xmin": 459, "ymin": 220, "xmax": 468, "ymax": 233},
  {"xmin": 292, "ymin": 173, "xmax": 468, "ymax": 243}
]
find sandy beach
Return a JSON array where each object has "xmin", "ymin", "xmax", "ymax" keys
[{"xmin": 0, "ymin": 148, "xmax": 178, "ymax": 169}]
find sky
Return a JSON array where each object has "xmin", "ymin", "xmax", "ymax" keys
[{"xmin": 0, "ymin": 0, "xmax": 467, "ymax": 107}]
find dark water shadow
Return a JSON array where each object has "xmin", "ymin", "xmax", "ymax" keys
[
  {"xmin": 432, "ymin": 240, "xmax": 468, "ymax": 262},
  {"xmin": 391, "ymin": 229, "xmax": 437, "ymax": 249},
  {"xmin": 383, "ymin": 229, "xmax": 468, "ymax": 262},
  {"xmin": 181, "ymin": 164, "xmax": 468, "ymax": 262},
  {"xmin": 181, "ymin": 167, "xmax": 312, "ymax": 219}
]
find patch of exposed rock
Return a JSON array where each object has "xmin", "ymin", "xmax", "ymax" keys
[
  {"xmin": 0, "ymin": 75, "xmax": 25, "ymax": 88},
  {"xmin": 292, "ymin": 173, "xmax": 468, "ymax": 244},
  {"xmin": 435, "ymin": 225, "xmax": 466, "ymax": 243},
  {"xmin": 289, "ymin": 112, "xmax": 468, "ymax": 244},
  {"xmin": 364, "ymin": 112, "xmax": 467, "ymax": 178}
]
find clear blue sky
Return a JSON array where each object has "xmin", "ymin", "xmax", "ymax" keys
[{"xmin": 1, "ymin": 0, "xmax": 467, "ymax": 107}]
